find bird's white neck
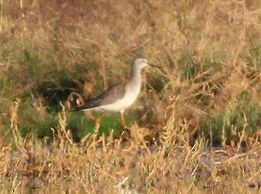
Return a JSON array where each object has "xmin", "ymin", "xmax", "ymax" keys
[{"xmin": 131, "ymin": 66, "xmax": 142, "ymax": 87}]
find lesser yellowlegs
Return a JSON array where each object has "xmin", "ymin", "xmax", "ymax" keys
[{"xmin": 70, "ymin": 58, "xmax": 156, "ymax": 128}]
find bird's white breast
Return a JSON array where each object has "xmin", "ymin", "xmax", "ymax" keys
[{"xmin": 100, "ymin": 82, "xmax": 141, "ymax": 112}]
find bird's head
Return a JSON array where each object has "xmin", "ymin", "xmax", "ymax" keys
[
  {"xmin": 133, "ymin": 58, "xmax": 160, "ymax": 71},
  {"xmin": 134, "ymin": 58, "xmax": 149, "ymax": 70}
]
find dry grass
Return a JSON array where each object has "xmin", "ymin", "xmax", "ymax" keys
[
  {"xmin": 1, "ymin": 109, "xmax": 260, "ymax": 193},
  {"xmin": 0, "ymin": 0, "xmax": 260, "ymax": 193},
  {"xmin": 0, "ymin": 111, "xmax": 260, "ymax": 193}
]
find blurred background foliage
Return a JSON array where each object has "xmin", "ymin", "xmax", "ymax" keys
[{"xmin": 0, "ymin": 0, "xmax": 260, "ymax": 145}]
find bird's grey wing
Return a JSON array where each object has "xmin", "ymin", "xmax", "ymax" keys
[
  {"xmin": 70, "ymin": 84, "xmax": 126, "ymax": 111},
  {"xmin": 96, "ymin": 84, "xmax": 126, "ymax": 105}
]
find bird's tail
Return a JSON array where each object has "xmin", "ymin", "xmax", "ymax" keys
[
  {"xmin": 69, "ymin": 106, "xmax": 84, "ymax": 112},
  {"xmin": 69, "ymin": 100, "xmax": 99, "ymax": 112}
]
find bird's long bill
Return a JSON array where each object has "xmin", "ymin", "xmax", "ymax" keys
[
  {"xmin": 148, "ymin": 63, "xmax": 168, "ymax": 77},
  {"xmin": 148, "ymin": 63, "xmax": 160, "ymax": 69}
]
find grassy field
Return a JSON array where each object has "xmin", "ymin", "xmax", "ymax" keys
[{"xmin": 0, "ymin": 0, "xmax": 260, "ymax": 193}]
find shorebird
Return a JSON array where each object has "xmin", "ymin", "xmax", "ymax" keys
[{"xmin": 70, "ymin": 58, "xmax": 157, "ymax": 128}]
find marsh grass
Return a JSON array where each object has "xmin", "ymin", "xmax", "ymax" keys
[{"xmin": 0, "ymin": 0, "xmax": 260, "ymax": 193}]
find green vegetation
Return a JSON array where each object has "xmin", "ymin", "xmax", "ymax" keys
[{"xmin": 0, "ymin": 1, "xmax": 260, "ymax": 193}]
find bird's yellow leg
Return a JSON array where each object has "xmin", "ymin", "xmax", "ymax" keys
[
  {"xmin": 94, "ymin": 116, "xmax": 101, "ymax": 134},
  {"xmin": 120, "ymin": 110, "xmax": 128, "ymax": 129},
  {"xmin": 119, "ymin": 110, "xmax": 132, "ymax": 140}
]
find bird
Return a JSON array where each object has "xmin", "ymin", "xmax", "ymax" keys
[{"xmin": 70, "ymin": 58, "xmax": 157, "ymax": 128}]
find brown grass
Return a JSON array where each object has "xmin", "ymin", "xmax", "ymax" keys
[
  {"xmin": 1, "ymin": 111, "xmax": 260, "ymax": 193},
  {"xmin": 0, "ymin": 0, "xmax": 260, "ymax": 193}
]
